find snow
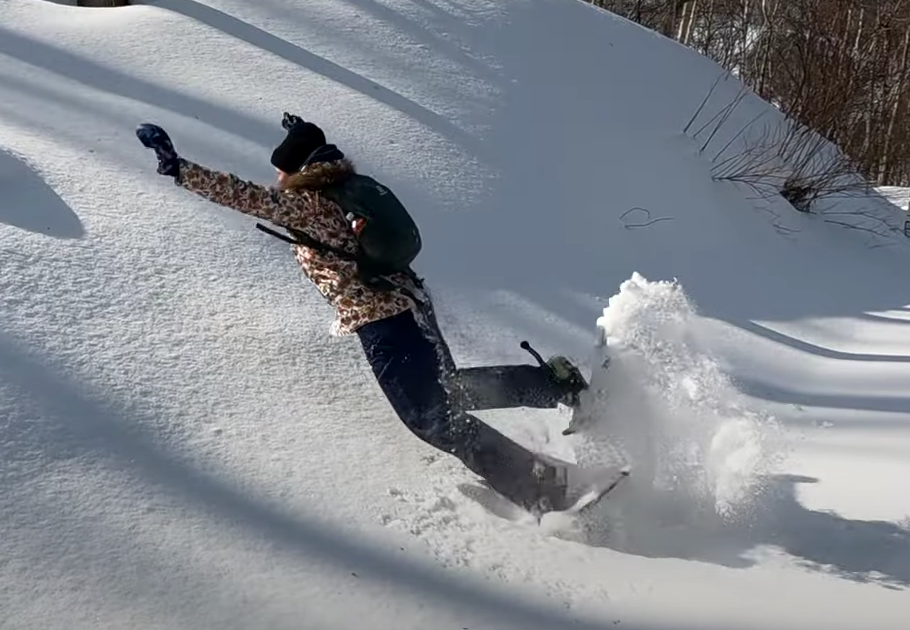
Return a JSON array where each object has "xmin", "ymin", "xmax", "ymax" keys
[
  {"xmin": 877, "ymin": 186, "xmax": 910, "ymax": 212},
  {"xmin": 2, "ymin": 0, "xmax": 910, "ymax": 628}
]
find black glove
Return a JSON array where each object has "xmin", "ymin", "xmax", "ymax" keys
[
  {"xmin": 281, "ymin": 111, "xmax": 305, "ymax": 133},
  {"xmin": 136, "ymin": 123, "xmax": 180, "ymax": 178}
]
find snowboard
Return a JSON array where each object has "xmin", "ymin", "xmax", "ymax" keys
[
  {"xmin": 458, "ymin": 461, "xmax": 628, "ymax": 522},
  {"xmin": 519, "ymin": 314, "xmax": 628, "ymax": 519},
  {"xmin": 561, "ymin": 464, "xmax": 630, "ymax": 515},
  {"xmin": 562, "ymin": 313, "xmax": 613, "ymax": 437},
  {"xmin": 533, "ymin": 451, "xmax": 630, "ymax": 518}
]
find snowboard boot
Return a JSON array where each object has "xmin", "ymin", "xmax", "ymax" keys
[
  {"xmin": 545, "ymin": 355, "xmax": 588, "ymax": 408},
  {"xmin": 519, "ymin": 341, "xmax": 589, "ymax": 407}
]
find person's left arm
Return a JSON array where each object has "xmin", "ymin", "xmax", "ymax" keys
[{"xmin": 135, "ymin": 122, "xmax": 308, "ymax": 229}]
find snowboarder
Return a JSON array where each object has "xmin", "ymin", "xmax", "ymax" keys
[{"xmin": 135, "ymin": 113, "xmax": 589, "ymax": 513}]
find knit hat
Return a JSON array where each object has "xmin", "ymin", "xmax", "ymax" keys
[{"xmin": 270, "ymin": 120, "xmax": 327, "ymax": 173}]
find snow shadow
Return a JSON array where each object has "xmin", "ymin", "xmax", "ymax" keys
[
  {"xmin": 135, "ymin": 0, "xmax": 482, "ymax": 155},
  {"xmin": 258, "ymin": 0, "xmax": 499, "ymax": 85},
  {"xmin": 0, "ymin": 26, "xmax": 278, "ymax": 148},
  {"xmin": 0, "ymin": 149, "xmax": 84, "ymax": 238},
  {"xmin": 734, "ymin": 376, "xmax": 910, "ymax": 415},
  {"xmin": 726, "ymin": 322, "xmax": 910, "ymax": 415},
  {"xmin": 583, "ymin": 474, "xmax": 910, "ymax": 591},
  {"xmin": 736, "ymin": 320, "xmax": 910, "ymax": 363},
  {"xmin": 0, "ymin": 330, "xmax": 677, "ymax": 630}
]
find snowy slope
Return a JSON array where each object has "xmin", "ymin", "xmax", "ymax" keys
[
  {"xmin": 877, "ymin": 185, "xmax": 910, "ymax": 212},
  {"xmin": 2, "ymin": 1, "xmax": 909, "ymax": 628}
]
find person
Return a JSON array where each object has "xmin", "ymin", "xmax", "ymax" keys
[{"xmin": 135, "ymin": 113, "xmax": 589, "ymax": 514}]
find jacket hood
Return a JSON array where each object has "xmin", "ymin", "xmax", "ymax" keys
[{"xmin": 281, "ymin": 144, "xmax": 353, "ymax": 191}]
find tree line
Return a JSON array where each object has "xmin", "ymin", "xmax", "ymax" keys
[{"xmin": 585, "ymin": 0, "xmax": 910, "ymax": 187}]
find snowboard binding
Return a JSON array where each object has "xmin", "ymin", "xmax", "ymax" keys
[{"xmin": 520, "ymin": 340, "xmax": 588, "ymax": 407}]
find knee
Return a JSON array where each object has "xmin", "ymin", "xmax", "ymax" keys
[
  {"xmin": 402, "ymin": 403, "xmax": 482, "ymax": 458},
  {"xmin": 400, "ymin": 400, "xmax": 450, "ymax": 441}
]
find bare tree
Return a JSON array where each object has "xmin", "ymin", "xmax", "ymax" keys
[
  {"xmin": 678, "ymin": 1, "xmax": 699, "ymax": 44},
  {"xmin": 583, "ymin": 0, "xmax": 910, "ymax": 187}
]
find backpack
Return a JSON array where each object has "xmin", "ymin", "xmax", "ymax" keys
[{"xmin": 256, "ymin": 172, "xmax": 422, "ymax": 287}]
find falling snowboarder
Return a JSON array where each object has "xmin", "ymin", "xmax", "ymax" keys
[{"xmin": 135, "ymin": 112, "xmax": 593, "ymax": 515}]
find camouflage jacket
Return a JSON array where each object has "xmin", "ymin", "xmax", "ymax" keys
[{"xmin": 175, "ymin": 156, "xmax": 415, "ymax": 336}]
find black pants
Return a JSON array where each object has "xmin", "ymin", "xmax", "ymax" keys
[{"xmin": 356, "ymin": 308, "xmax": 567, "ymax": 510}]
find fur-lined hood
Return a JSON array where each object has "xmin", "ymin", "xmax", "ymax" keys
[{"xmin": 280, "ymin": 144, "xmax": 355, "ymax": 191}]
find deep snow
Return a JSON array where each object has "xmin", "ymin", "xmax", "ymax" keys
[{"xmin": 2, "ymin": 0, "xmax": 910, "ymax": 628}]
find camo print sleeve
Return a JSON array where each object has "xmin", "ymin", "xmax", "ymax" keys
[
  {"xmin": 175, "ymin": 156, "xmax": 416, "ymax": 336},
  {"xmin": 175, "ymin": 159, "xmax": 307, "ymax": 229}
]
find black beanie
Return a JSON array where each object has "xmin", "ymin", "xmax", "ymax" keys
[{"xmin": 270, "ymin": 121, "xmax": 327, "ymax": 173}]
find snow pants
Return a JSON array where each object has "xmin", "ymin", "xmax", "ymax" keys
[{"xmin": 356, "ymin": 307, "xmax": 567, "ymax": 510}]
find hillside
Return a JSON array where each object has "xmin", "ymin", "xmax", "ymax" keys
[{"xmin": 2, "ymin": 1, "xmax": 909, "ymax": 629}]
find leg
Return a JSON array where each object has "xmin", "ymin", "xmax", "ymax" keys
[
  {"xmin": 356, "ymin": 309, "xmax": 568, "ymax": 511},
  {"xmin": 404, "ymin": 284, "xmax": 583, "ymax": 412},
  {"xmin": 449, "ymin": 365, "xmax": 566, "ymax": 411}
]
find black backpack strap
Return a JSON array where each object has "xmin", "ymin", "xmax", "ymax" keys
[
  {"xmin": 255, "ymin": 223, "xmax": 358, "ymax": 262},
  {"xmin": 256, "ymin": 222, "xmax": 407, "ymax": 293}
]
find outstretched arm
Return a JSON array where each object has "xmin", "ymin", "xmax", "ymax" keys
[
  {"xmin": 176, "ymin": 158, "xmax": 305, "ymax": 229},
  {"xmin": 134, "ymin": 122, "xmax": 307, "ymax": 229}
]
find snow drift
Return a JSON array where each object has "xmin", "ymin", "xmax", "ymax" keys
[
  {"xmin": 581, "ymin": 273, "xmax": 783, "ymax": 512},
  {"xmin": 563, "ymin": 272, "xmax": 786, "ymax": 552}
]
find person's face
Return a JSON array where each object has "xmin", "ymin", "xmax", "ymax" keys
[{"xmin": 276, "ymin": 168, "xmax": 290, "ymax": 187}]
